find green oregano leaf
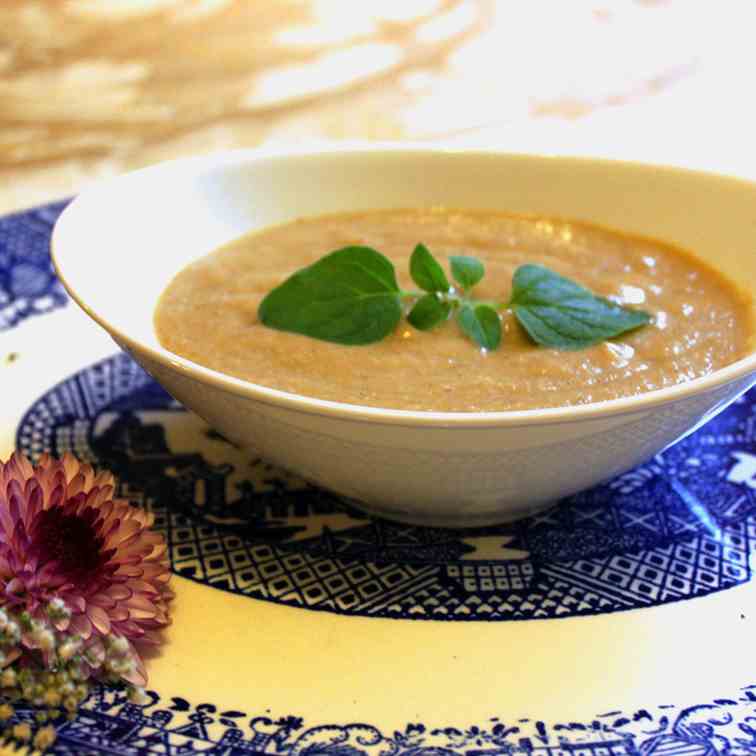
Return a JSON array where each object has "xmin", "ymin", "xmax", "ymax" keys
[
  {"xmin": 456, "ymin": 303, "xmax": 501, "ymax": 350},
  {"xmin": 407, "ymin": 293, "xmax": 451, "ymax": 331},
  {"xmin": 450, "ymin": 255, "xmax": 485, "ymax": 290},
  {"xmin": 257, "ymin": 246, "xmax": 402, "ymax": 345},
  {"xmin": 258, "ymin": 244, "xmax": 652, "ymax": 354},
  {"xmin": 410, "ymin": 243, "xmax": 450, "ymax": 293},
  {"xmin": 509, "ymin": 264, "xmax": 652, "ymax": 350}
]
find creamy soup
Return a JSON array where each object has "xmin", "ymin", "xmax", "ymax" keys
[{"xmin": 155, "ymin": 209, "xmax": 753, "ymax": 412}]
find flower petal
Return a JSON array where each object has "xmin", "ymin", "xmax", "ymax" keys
[
  {"xmin": 106, "ymin": 584, "xmax": 132, "ymax": 600},
  {"xmin": 114, "ymin": 564, "xmax": 143, "ymax": 578},
  {"xmin": 69, "ymin": 613, "xmax": 93, "ymax": 639},
  {"xmin": 122, "ymin": 658, "xmax": 147, "ymax": 687},
  {"xmin": 109, "ymin": 606, "xmax": 130, "ymax": 622},
  {"xmin": 90, "ymin": 593, "xmax": 116, "ymax": 610},
  {"xmin": 87, "ymin": 604, "xmax": 112, "ymax": 635}
]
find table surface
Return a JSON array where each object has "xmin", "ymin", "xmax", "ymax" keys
[
  {"xmin": 2, "ymin": 6, "xmax": 756, "ymax": 752},
  {"xmin": 2, "ymin": 0, "xmax": 754, "ymax": 215}
]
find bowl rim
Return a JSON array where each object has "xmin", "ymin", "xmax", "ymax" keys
[{"xmin": 51, "ymin": 144, "xmax": 756, "ymax": 429}]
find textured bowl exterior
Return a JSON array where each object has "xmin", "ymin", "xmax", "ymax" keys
[
  {"xmin": 136, "ymin": 351, "xmax": 754, "ymax": 526},
  {"xmin": 53, "ymin": 148, "xmax": 756, "ymax": 526}
]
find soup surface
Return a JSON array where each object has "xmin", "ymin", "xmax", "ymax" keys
[{"xmin": 155, "ymin": 209, "xmax": 753, "ymax": 412}]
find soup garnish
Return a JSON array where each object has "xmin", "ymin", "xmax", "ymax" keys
[{"xmin": 258, "ymin": 243, "xmax": 651, "ymax": 351}]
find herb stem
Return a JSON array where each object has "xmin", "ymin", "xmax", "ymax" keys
[{"xmin": 472, "ymin": 299, "xmax": 504, "ymax": 310}]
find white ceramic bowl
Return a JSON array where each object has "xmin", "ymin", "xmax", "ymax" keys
[{"xmin": 52, "ymin": 148, "xmax": 756, "ymax": 527}]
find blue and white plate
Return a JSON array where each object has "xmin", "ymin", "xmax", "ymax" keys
[{"xmin": 1, "ymin": 201, "xmax": 755, "ymax": 755}]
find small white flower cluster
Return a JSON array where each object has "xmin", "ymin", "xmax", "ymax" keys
[
  {"xmin": 0, "ymin": 601, "xmax": 145, "ymax": 751},
  {"xmin": 0, "ymin": 607, "xmax": 21, "ymax": 653}
]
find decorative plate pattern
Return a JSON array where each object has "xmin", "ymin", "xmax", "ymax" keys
[
  {"xmin": 3, "ymin": 201, "xmax": 756, "ymax": 756},
  {"xmin": 0, "ymin": 200, "xmax": 69, "ymax": 330},
  {"xmin": 15, "ymin": 352, "xmax": 756, "ymax": 622},
  {"xmin": 7, "ymin": 682, "xmax": 756, "ymax": 755}
]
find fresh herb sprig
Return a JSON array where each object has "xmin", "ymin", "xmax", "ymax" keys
[{"xmin": 258, "ymin": 244, "xmax": 651, "ymax": 351}]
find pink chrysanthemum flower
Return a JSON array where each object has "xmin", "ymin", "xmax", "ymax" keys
[{"xmin": 0, "ymin": 452, "xmax": 173, "ymax": 686}]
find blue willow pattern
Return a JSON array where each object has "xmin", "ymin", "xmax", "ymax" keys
[
  {"xmin": 0, "ymin": 200, "xmax": 69, "ymax": 330},
  {"xmin": 3, "ymin": 202, "xmax": 756, "ymax": 755},
  {"xmin": 5, "ymin": 682, "xmax": 756, "ymax": 755},
  {"xmin": 15, "ymin": 351, "xmax": 756, "ymax": 622}
]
